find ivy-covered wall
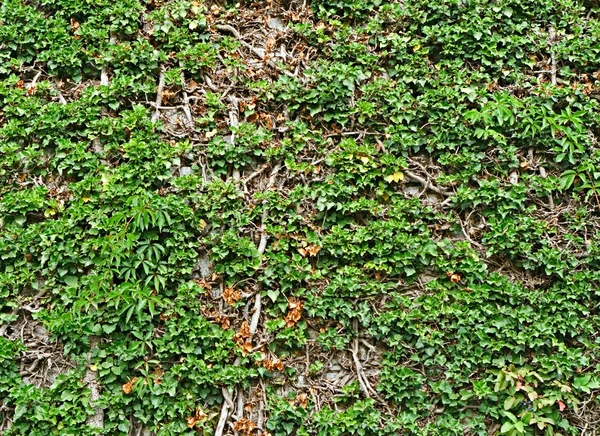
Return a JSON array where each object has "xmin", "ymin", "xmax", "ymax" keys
[{"xmin": 1, "ymin": 0, "xmax": 600, "ymax": 435}]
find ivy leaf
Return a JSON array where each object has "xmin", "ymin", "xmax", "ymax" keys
[
  {"xmin": 14, "ymin": 404, "xmax": 27, "ymax": 420},
  {"xmin": 64, "ymin": 276, "xmax": 78, "ymax": 287},
  {"xmin": 266, "ymin": 289, "xmax": 280, "ymax": 303},
  {"xmin": 384, "ymin": 172, "xmax": 404, "ymax": 183}
]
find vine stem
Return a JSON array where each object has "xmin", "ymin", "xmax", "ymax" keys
[
  {"xmin": 84, "ymin": 336, "xmax": 104, "ymax": 429},
  {"xmin": 215, "ymin": 161, "xmax": 283, "ymax": 436},
  {"xmin": 151, "ymin": 66, "xmax": 166, "ymax": 123}
]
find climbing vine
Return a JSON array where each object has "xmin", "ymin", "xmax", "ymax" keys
[{"xmin": 1, "ymin": 0, "xmax": 600, "ymax": 435}]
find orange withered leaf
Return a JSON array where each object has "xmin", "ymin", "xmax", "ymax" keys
[
  {"xmin": 234, "ymin": 418, "xmax": 257, "ymax": 436},
  {"xmin": 122, "ymin": 377, "xmax": 138, "ymax": 394},
  {"xmin": 297, "ymin": 392, "xmax": 308, "ymax": 408},
  {"xmin": 447, "ymin": 272, "xmax": 461, "ymax": 283},
  {"xmin": 152, "ymin": 365, "xmax": 164, "ymax": 385},
  {"xmin": 70, "ymin": 18, "xmax": 80, "ymax": 32},
  {"xmin": 265, "ymin": 37, "xmax": 276, "ymax": 53},
  {"xmin": 234, "ymin": 321, "xmax": 252, "ymax": 353},
  {"xmin": 298, "ymin": 244, "xmax": 321, "ymax": 257},
  {"xmin": 186, "ymin": 407, "xmax": 207, "ymax": 428},
  {"xmin": 284, "ymin": 297, "xmax": 303, "ymax": 327},
  {"xmin": 186, "ymin": 416, "xmax": 197, "ymax": 428},
  {"xmin": 262, "ymin": 356, "xmax": 284, "ymax": 371},
  {"xmin": 237, "ymin": 321, "xmax": 250, "ymax": 339},
  {"xmin": 241, "ymin": 341, "xmax": 253, "ymax": 354},
  {"xmin": 223, "ymin": 286, "xmax": 242, "ymax": 305}
]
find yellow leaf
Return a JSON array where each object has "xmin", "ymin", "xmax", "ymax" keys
[
  {"xmin": 82, "ymin": 196, "xmax": 91, "ymax": 203},
  {"xmin": 384, "ymin": 172, "xmax": 404, "ymax": 183},
  {"xmin": 359, "ymin": 155, "xmax": 370, "ymax": 164}
]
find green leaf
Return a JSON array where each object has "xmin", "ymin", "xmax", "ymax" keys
[
  {"xmin": 64, "ymin": 276, "xmax": 78, "ymax": 287},
  {"xmin": 504, "ymin": 396, "xmax": 517, "ymax": 410},
  {"xmin": 14, "ymin": 404, "xmax": 27, "ymax": 420},
  {"xmin": 266, "ymin": 289, "xmax": 280, "ymax": 303}
]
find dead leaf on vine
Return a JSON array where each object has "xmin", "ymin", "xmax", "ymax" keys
[
  {"xmin": 122, "ymin": 377, "xmax": 138, "ymax": 394},
  {"xmin": 265, "ymin": 37, "xmax": 276, "ymax": 53},
  {"xmin": 186, "ymin": 407, "xmax": 208, "ymax": 428},
  {"xmin": 161, "ymin": 89, "xmax": 176, "ymax": 103},
  {"xmin": 259, "ymin": 112, "xmax": 273, "ymax": 129},
  {"xmin": 284, "ymin": 297, "xmax": 303, "ymax": 327},
  {"xmin": 223, "ymin": 286, "xmax": 242, "ymax": 305},
  {"xmin": 236, "ymin": 321, "xmax": 250, "ymax": 339},
  {"xmin": 152, "ymin": 365, "xmax": 164, "ymax": 385},
  {"xmin": 70, "ymin": 18, "xmax": 80, "ymax": 38},
  {"xmin": 447, "ymin": 272, "xmax": 461, "ymax": 283},
  {"xmin": 297, "ymin": 392, "xmax": 308, "ymax": 408},
  {"xmin": 298, "ymin": 244, "xmax": 321, "ymax": 257},
  {"xmin": 213, "ymin": 313, "xmax": 231, "ymax": 329},
  {"xmin": 234, "ymin": 321, "xmax": 252, "ymax": 353},
  {"xmin": 241, "ymin": 341, "xmax": 253, "ymax": 354},
  {"xmin": 261, "ymin": 354, "xmax": 284, "ymax": 371},
  {"xmin": 234, "ymin": 418, "xmax": 256, "ymax": 436}
]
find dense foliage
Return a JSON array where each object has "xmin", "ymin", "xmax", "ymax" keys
[{"xmin": 1, "ymin": 0, "xmax": 600, "ymax": 434}]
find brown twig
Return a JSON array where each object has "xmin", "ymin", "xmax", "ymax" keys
[
  {"xmin": 100, "ymin": 35, "xmax": 117, "ymax": 86},
  {"xmin": 538, "ymin": 165, "xmax": 555, "ymax": 209},
  {"xmin": 53, "ymin": 81, "xmax": 68, "ymax": 104},
  {"xmin": 257, "ymin": 162, "xmax": 282, "ymax": 254},
  {"xmin": 151, "ymin": 66, "xmax": 166, "ymax": 123},
  {"xmin": 215, "ymin": 386, "xmax": 234, "ymax": 436},
  {"xmin": 215, "ymin": 162, "xmax": 283, "ymax": 435},
  {"xmin": 243, "ymin": 164, "xmax": 269, "ymax": 185},
  {"xmin": 179, "ymin": 63, "xmax": 194, "ymax": 128},
  {"xmin": 404, "ymin": 169, "xmax": 453, "ymax": 197},
  {"xmin": 84, "ymin": 336, "xmax": 104, "ymax": 429},
  {"xmin": 351, "ymin": 319, "xmax": 377, "ymax": 398},
  {"xmin": 215, "ymin": 24, "xmax": 295, "ymax": 77}
]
